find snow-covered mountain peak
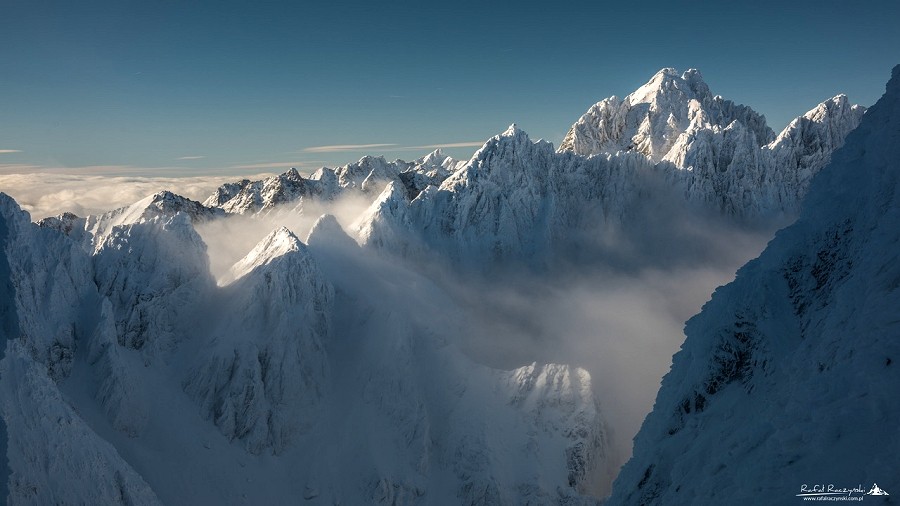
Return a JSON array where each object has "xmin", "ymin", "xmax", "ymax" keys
[
  {"xmin": 227, "ymin": 226, "xmax": 306, "ymax": 283},
  {"xmin": 420, "ymin": 148, "xmax": 446, "ymax": 163},
  {"xmin": 415, "ymin": 148, "xmax": 460, "ymax": 171},
  {"xmin": 560, "ymin": 67, "xmax": 776, "ymax": 160},
  {"xmin": 799, "ymin": 94, "xmax": 860, "ymax": 123},
  {"xmin": 629, "ymin": 67, "xmax": 711, "ymax": 106},
  {"xmin": 80, "ymin": 190, "xmax": 224, "ymax": 251},
  {"xmin": 353, "ymin": 181, "xmax": 410, "ymax": 244},
  {"xmin": 202, "ymin": 168, "xmax": 316, "ymax": 215},
  {"xmin": 306, "ymin": 214, "xmax": 358, "ymax": 251},
  {"xmin": 0, "ymin": 192, "xmax": 28, "ymax": 223},
  {"xmin": 607, "ymin": 64, "xmax": 900, "ymax": 506},
  {"xmin": 462, "ymin": 124, "xmax": 554, "ymax": 170},
  {"xmin": 502, "ymin": 122, "xmax": 525, "ymax": 137},
  {"xmin": 92, "ymin": 212, "xmax": 213, "ymax": 356}
]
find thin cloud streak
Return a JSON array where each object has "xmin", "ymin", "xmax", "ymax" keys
[
  {"xmin": 413, "ymin": 142, "xmax": 484, "ymax": 149},
  {"xmin": 177, "ymin": 156, "xmax": 206, "ymax": 160},
  {"xmin": 301, "ymin": 141, "xmax": 484, "ymax": 155},
  {"xmin": 303, "ymin": 143, "xmax": 398, "ymax": 153},
  {"xmin": 228, "ymin": 161, "xmax": 321, "ymax": 170},
  {"xmin": 0, "ymin": 150, "xmax": 22, "ymax": 154}
]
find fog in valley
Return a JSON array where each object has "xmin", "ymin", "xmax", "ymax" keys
[{"xmin": 1, "ymin": 173, "xmax": 777, "ymax": 488}]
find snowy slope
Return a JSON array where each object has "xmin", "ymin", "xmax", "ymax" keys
[
  {"xmin": 0, "ymin": 67, "xmax": 881, "ymax": 505},
  {"xmin": 184, "ymin": 227, "xmax": 333, "ymax": 455},
  {"xmin": 92, "ymin": 213, "xmax": 215, "ymax": 358},
  {"xmin": 2, "ymin": 341, "xmax": 162, "ymax": 506},
  {"xmin": 0, "ymin": 195, "xmax": 163, "ymax": 505},
  {"xmin": 0, "ymin": 194, "xmax": 95, "ymax": 380},
  {"xmin": 607, "ymin": 66, "xmax": 900, "ymax": 504},
  {"xmin": 0, "ymin": 194, "xmax": 613, "ymax": 504},
  {"xmin": 85, "ymin": 191, "xmax": 225, "ymax": 247}
]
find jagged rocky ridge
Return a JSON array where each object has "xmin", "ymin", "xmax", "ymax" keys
[
  {"xmin": 607, "ymin": 66, "xmax": 900, "ymax": 504},
  {"xmin": 352, "ymin": 70, "xmax": 864, "ymax": 268},
  {"xmin": 203, "ymin": 149, "xmax": 465, "ymax": 215},
  {"xmin": 39, "ymin": 190, "xmax": 226, "ymax": 253},
  {"xmin": 0, "ymin": 192, "xmax": 611, "ymax": 504},
  {"xmin": 0, "ymin": 67, "xmax": 880, "ymax": 505},
  {"xmin": 168, "ymin": 68, "xmax": 864, "ymax": 273}
]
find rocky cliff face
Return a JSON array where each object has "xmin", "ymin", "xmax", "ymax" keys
[{"xmin": 607, "ymin": 66, "xmax": 900, "ymax": 505}]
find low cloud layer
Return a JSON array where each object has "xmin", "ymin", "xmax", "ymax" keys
[
  {"xmin": 3, "ymin": 172, "xmax": 777, "ymax": 495},
  {"xmin": 0, "ymin": 173, "xmax": 269, "ymax": 219},
  {"xmin": 195, "ymin": 192, "xmax": 375, "ymax": 280}
]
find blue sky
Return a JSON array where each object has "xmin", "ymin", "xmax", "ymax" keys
[{"xmin": 1, "ymin": 0, "xmax": 899, "ymax": 176}]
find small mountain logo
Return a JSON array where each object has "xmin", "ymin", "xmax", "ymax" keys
[{"xmin": 867, "ymin": 483, "xmax": 889, "ymax": 496}]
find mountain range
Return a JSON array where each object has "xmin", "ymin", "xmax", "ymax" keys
[{"xmin": 1, "ymin": 67, "xmax": 890, "ymax": 504}]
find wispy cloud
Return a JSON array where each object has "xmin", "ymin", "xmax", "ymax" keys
[
  {"xmin": 177, "ymin": 155, "xmax": 205, "ymax": 160},
  {"xmin": 303, "ymin": 143, "xmax": 398, "ymax": 153},
  {"xmin": 0, "ymin": 149, "xmax": 22, "ymax": 154},
  {"xmin": 412, "ymin": 142, "xmax": 484, "ymax": 149},
  {"xmin": 301, "ymin": 141, "xmax": 484, "ymax": 154},
  {"xmin": 228, "ymin": 161, "xmax": 320, "ymax": 170}
]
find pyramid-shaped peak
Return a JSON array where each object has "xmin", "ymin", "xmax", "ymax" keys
[
  {"xmin": 798, "ymin": 94, "xmax": 860, "ymax": 122},
  {"xmin": 225, "ymin": 226, "xmax": 306, "ymax": 284},
  {"xmin": 422, "ymin": 148, "xmax": 447, "ymax": 162},
  {"xmin": 630, "ymin": 67, "xmax": 712, "ymax": 104},
  {"xmin": 260, "ymin": 226, "xmax": 302, "ymax": 250},
  {"xmin": 502, "ymin": 123, "xmax": 527, "ymax": 137},
  {"xmin": 306, "ymin": 214, "xmax": 358, "ymax": 250}
]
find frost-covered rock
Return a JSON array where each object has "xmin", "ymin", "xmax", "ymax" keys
[
  {"xmin": 357, "ymin": 125, "xmax": 666, "ymax": 268},
  {"xmin": 353, "ymin": 181, "xmax": 416, "ymax": 254},
  {"xmin": 608, "ymin": 65, "xmax": 900, "ymax": 505},
  {"xmin": 501, "ymin": 363, "xmax": 611, "ymax": 496},
  {"xmin": 203, "ymin": 168, "xmax": 315, "ymax": 215},
  {"xmin": 92, "ymin": 213, "xmax": 214, "ymax": 358},
  {"xmin": 184, "ymin": 227, "xmax": 333, "ymax": 455},
  {"xmin": 559, "ymin": 68, "xmax": 774, "ymax": 160},
  {"xmin": 764, "ymin": 94, "xmax": 866, "ymax": 214},
  {"xmin": 353, "ymin": 70, "xmax": 864, "ymax": 268},
  {"xmin": 87, "ymin": 298, "xmax": 150, "ymax": 437},
  {"xmin": 397, "ymin": 149, "xmax": 466, "ymax": 200},
  {"xmin": 559, "ymin": 68, "xmax": 865, "ymax": 217},
  {"xmin": 0, "ymin": 340, "xmax": 162, "ymax": 505},
  {"xmin": 205, "ymin": 150, "xmax": 462, "ymax": 216},
  {"xmin": 85, "ymin": 190, "xmax": 225, "ymax": 249},
  {"xmin": 0, "ymin": 193, "xmax": 94, "ymax": 380}
]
